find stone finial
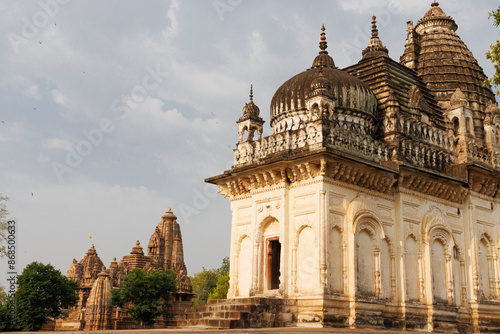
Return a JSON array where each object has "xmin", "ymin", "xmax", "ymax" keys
[
  {"xmin": 312, "ymin": 24, "xmax": 335, "ymax": 68},
  {"xmin": 109, "ymin": 257, "xmax": 118, "ymax": 269},
  {"xmin": 371, "ymin": 15, "xmax": 379, "ymax": 38},
  {"xmin": 242, "ymin": 85, "xmax": 260, "ymax": 117},
  {"xmin": 130, "ymin": 240, "xmax": 144, "ymax": 255},
  {"xmin": 86, "ymin": 244, "xmax": 97, "ymax": 255},
  {"xmin": 362, "ymin": 15, "xmax": 388, "ymax": 59},
  {"xmin": 319, "ymin": 23, "xmax": 327, "ymax": 52},
  {"xmin": 162, "ymin": 208, "xmax": 177, "ymax": 221}
]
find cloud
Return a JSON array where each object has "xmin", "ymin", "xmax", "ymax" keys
[
  {"xmin": 0, "ymin": 122, "xmax": 31, "ymax": 143},
  {"xmin": 338, "ymin": 0, "xmax": 424, "ymax": 15},
  {"xmin": 42, "ymin": 137, "xmax": 73, "ymax": 151},
  {"xmin": 164, "ymin": 0, "xmax": 181, "ymax": 40},
  {"xmin": 37, "ymin": 152, "xmax": 50, "ymax": 163},
  {"xmin": 24, "ymin": 84, "xmax": 41, "ymax": 100},
  {"xmin": 0, "ymin": 173, "xmax": 174, "ymax": 273},
  {"xmin": 51, "ymin": 89, "xmax": 69, "ymax": 107}
]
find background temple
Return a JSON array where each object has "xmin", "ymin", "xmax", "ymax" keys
[
  {"xmin": 60, "ymin": 209, "xmax": 193, "ymax": 330},
  {"xmin": 204, "ymin": 2, "xmax": 500, "ymax": 332}
]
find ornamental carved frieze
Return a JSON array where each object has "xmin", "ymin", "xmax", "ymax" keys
[
  {"xmin": 469, "ymin": 173, "xmax": 500, "ymax": 198},
  {"xmin": 217, "ymin": 168, "xmax": 286, "ymax": 198},
  {"xmin": 401, "ymin": 173, "xmax": 467, "ymax": 203},
  {"xmin": 325, "ymin": 160, "xmax": 396, "ymax": 194},
  {"xmin": 286, "ymin": 162, "xmax": 321, "ymax": 183}
]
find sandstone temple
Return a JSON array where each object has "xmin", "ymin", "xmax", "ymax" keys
[
  {"xmin": 202, "ymin": 2, "xmax": 500, "ymax": 332},
  {"xmin": 59, "ymin": 209, "xmax": 193, "ymax": 330}
]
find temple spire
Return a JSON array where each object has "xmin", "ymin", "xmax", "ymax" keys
[
  {"xmin": 319, "ymin": 23, "xmax": 327, "ymax": 53},
  {"xmin": 362, "ymin": 14, "xmax": 388, "ymax": 59},
  {"xmin": 312, "ymin": 24, "xmax": 335, "ymax": 68},
  {"xmin": 249, "ymin": 84, "xmax": 253, "ymax": 101},
  {"xmin": 371, "ymin": 15, "xmax": 379, "ymax": 38}
]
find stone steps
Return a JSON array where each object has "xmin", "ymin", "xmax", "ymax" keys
[{"xmin": 180, "ymin": 297, "xmax": 292, "ymax": 329}]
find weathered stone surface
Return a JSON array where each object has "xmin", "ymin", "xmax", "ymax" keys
[
  {"xmin": 64, "ymin": 209, "xmax": 193, "ymax": 331},
  {"xmin": 205, "ymin": 3, "xmax": 500, "ymax": 333},
  {"xmin": 84, "ymin": 270, "xmax": 112, "ymax": 330}
]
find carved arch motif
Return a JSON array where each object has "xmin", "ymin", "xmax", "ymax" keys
[
  {"xmin": 422, "ymin": 205, "xmax": 450, "ymax": 244},
  {"xmin": 346, "ymin": 194, "xmax": 384, "ymax": 235},
  {"xmin": 295, "ymin": 224, "xmax": 314, "ymax": 245},
  {"xmin": 236, "ymin": 234, "xmax": 251, "ymax": 256}
]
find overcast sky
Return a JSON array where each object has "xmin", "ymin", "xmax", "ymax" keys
[{"xmin": 1, "ymin": 0, "xmax": 499, "ymax": 285}]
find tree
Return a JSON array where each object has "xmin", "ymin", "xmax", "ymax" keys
[
  {"xmin": 208, "ymin": 273, "xmax": 229, "ymax": 300},
  {"xmin": 190, "ymin": 257, "xmax": 230, "ymax": 309},
  {"xmin": 485, "ymin": 6, "xmax": 500, "ymax": 95},
  {"xmin": 15, "ymin": 261, "xmax": 80, "ymax": 331},
  {"xmin": 0, "ymin": 296, "xmax": 18, "ymax": 332},
  {"xmin": 0, "ymin": 285, "xmax": 6, "ymax": 302},
  {"xmin": 217, "ymin": 256, "xmax": 229, "ymax": 276},
  {"xmin": 0, "ymin": 195, "xmax": 9, "ymax": 258},
  {"xmin": 190, "ymin": 268, "xmax": 219, "ymax": 310},
  {"xmin": 110, "ymin": 268, "xmax": 177, "ymax": 328}
]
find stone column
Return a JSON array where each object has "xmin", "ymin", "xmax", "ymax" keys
[
  {"xmin": 320, "ymin": 190, "xmax": 327, "ymax": 290},
  {"xmin": 287, "ymin": 240, "xmax": 295, "ymax": 293},
  {"xmin": 342, "ymin": 241, "xmax": 348, "ymax": 295},
  {"xmin": 252, "ymin": 241, "xmax": 259, "ymax": 294},
  {"xmin": 418, "ymin": 253, "xmax": 425, "ymax": 302},
  {"xmin": 446, "ymin": 252, "xmax": 454, "ymax": 305},
  {"xmin": 374, "ymin": 248, "xmax": 381, "ymax": 297}
]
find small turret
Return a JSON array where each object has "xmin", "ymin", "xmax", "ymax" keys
[{"xmin": 237, "ymin": 85, "xmax": 265, "ymax": 142}]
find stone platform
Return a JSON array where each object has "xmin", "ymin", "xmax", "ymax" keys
[{"xmin": 34, "ymin": 327, "xmax": 408, "ymax": 334}]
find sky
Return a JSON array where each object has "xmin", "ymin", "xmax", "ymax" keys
[{"xmin": 0, "ymin": 0, "xmax": 499, "ymax": 286}]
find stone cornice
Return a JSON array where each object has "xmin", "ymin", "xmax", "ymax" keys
[
  {"xmin": 398, "ymin": 170, "xmax": 467, "ymax": 204},
  {"xmin": 397, "ymin": 187, "xmax": 464, "ymax": 207}
]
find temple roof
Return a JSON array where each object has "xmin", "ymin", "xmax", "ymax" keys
[
  {"xmin": 270, "ymin": 25, "xmax": 377, "ymax": 128},
  {"xmin": 401, "ymin": 2, "xmax": 495, "ymax": 141}
]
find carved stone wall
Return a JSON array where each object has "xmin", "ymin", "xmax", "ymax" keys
[{"xmin": 206, "ymin": 3, "xmax": 500, "ymax": 332}]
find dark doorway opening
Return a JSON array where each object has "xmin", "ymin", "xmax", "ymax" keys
[{"xmin": 266, "ymin": 238, "xmax": 281, "ymax": 290}]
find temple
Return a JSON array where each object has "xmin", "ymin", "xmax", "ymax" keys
[
  {"xmin": 59, "ymin": 209, "xmax": 193, "ymax": 330},
  {"xmin": 203, "ymin": 3, "xmax": 500, "ymax": 332}
]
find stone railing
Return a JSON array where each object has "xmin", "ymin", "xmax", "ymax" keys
[
  {"xmin": 234, "ymin": 122, "xmax": 391, "ymax": 166},
  {"xmin": 324, "ymin": 127, "xmax": 391, "ymax": 163},
  {"xmin": 398, "ymin": 138, "xmax": 453, "ymax": 172},
  {"xmin": 396, "ymin": 117, "xmax": 455, "ymax": 155},
  {"xmin": 467, "ymin": 145, "xmax": 491, "ymax": 165},
  {"xmin": 467, "ymin": 146, "xmax": 500, "ymax": 170},
  {"xmin": 234, "ymin": 124, "xmax": 323, "ymax": 165}
]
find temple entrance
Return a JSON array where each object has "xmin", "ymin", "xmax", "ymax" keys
[{"xmin": 266, "ymin": 237, "xmax": 281, "ymax": 290}]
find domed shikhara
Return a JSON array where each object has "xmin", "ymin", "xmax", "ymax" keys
[
  {"xmin": 270, "ymin": 25, "xmax": 378, "ymax": 136},
  {"xmin": 401, "ymin": 2, "xmax": 495, "ymax": 141}
]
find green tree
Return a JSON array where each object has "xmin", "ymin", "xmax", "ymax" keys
[
  {"xmin": 208, "ymin": 273, "xmax": 229, "ymax": 300},
  {"xmin": 0, "ymin": 194, "xmax": 9, "ymax": 257},
  {"xmin": 15, "ymin": 261, "xmax": 79, "ymax": 331},
  {"xmin": 217, "ymin": 256, "xmax": 229, "ymax": 276},
  {"xmin": 486, "ymin": 6, "xmax": 500, "ymax": 95},
  {"xmin": 0, "ymin": 284, "xmax": 6, "ymax": 302},
  {"xmin": 190, "ymin": 257, "xmax": 230, "ymax": 309},
  {"xmin": 110, "ymin": 268, "xmax": 177, "ymax": 328},
  {"xmin": 0, "ymin": 296, "xmax": 18, "ymax": 332},
  {"xmin": 190, "ymin": 268, "xmax": 218, "ymax": 310}
]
